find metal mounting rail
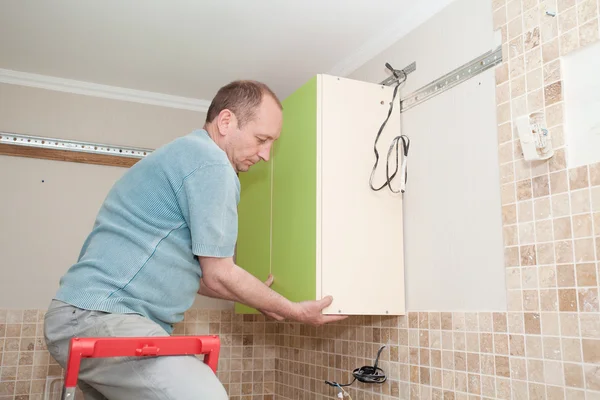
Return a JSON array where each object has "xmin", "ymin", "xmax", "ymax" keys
[
  {"xmin": 0, "ymin": 131, "xmax": 153, "ymax": 159},
  {"xmin": 381, "ymin": 45, "xmax": 503, "ymax": 113}
]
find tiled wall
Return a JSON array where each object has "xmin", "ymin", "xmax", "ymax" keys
[
  {"xmin": 0, "ymin": 309, "xmax": 277, "ymax": 399},
  {"xmin": 274, "ymin": 0, "xmax": 600, "ymax": 398}
]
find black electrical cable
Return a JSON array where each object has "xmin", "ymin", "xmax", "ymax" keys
[
  {"xmin": 325, "ymin": 345, "xmax": 387, "ymax": 389},
  {"xmin": 369, "ymin": 63, "xmax": 410, "ymax": 194}
]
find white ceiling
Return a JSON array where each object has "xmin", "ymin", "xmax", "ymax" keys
[{"xmin": 0, "ymin": 0, "xmax": 453, "ymax": 102}]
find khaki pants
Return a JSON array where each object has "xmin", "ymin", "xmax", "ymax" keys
[{"xmin": 43, "ymin": 300, "xmax": 228, "ymax": 400}]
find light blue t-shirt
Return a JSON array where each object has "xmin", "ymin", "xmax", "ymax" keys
[{"xmin": 55, "ymin": 129, "xmax": 240, "ymax": 333}]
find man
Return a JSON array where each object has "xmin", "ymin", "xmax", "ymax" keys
[{"xmin": 44, "ymin": 80, "xmax": 346, "ymax": 400}]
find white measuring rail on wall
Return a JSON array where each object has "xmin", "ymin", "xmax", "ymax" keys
[{"xmin": 0, "ymin": 131, "xmax": 153, "ymax": 159}]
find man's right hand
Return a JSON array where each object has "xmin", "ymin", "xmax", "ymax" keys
[
  {"xmin": 293, "ymin": 296, "xmax": 348, "ymax": 326},
  {"xmin": 199, "ymin": 257, "xmax": 348, "ymax": 326}
]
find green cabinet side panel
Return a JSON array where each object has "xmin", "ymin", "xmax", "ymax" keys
[
  {"xmin": 234, "ymin": 158, "xmax": 272, "ymax": 314},
  {"xmin": 270, "ymin": 76, "xmax": 318, "ymax": 302}
]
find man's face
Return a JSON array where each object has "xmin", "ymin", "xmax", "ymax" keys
[{"xmin": 226, "ymin": 96, "xmax": 282, "ymax": 173}]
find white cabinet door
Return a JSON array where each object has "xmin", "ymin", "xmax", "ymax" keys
[{"xmin": 318, "ymin": 74, "xmax": 406, "ymax": 315}]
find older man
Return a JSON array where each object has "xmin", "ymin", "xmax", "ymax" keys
[{"xmin": 44, "ymin": 80, "xmax": 346, "ymax": 399}]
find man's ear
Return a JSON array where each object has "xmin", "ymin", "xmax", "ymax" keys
[{"xmin": 217, "ymin": 109, "xmax": 237, "ymax": 136}]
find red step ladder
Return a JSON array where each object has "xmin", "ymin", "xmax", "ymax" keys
[{"xmin": 61, "ymin": 335, "xmax": 220, "ymax": 399}]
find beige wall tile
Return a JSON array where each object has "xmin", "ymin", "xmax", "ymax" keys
[
  {"xmin": 560, "ymin": 313, "xmax": 580, "ymax": 336},
  {"xmin": 508, "ymin": 0, "xmax": 524, "ymax": 19},
  {"xmin": 528, "ymin": 88, "xmax": 545, "ymax": 112},
  {"xmin": 522, "ymin": 267, "xmax": 537, "ymax": 288},
  {"xmin": 574, "ymin": 238, "xmax": 595, "ymax": 262},
  {"xmin": 551, "ymin": 171, "xmax": 569, "ymax": 194},
  {"xmin": 516, "ymin": 158, "xmax": 533, "ymax": 180},
  {"xmin": 562, "ymin": 338, "xmax": 582, "ymax": 362},
  {"xmin": 542, "ymin": 312, "xmax": 561, "ymax": 335},
  {"xmin": 541, "ymin": 289, "xmax": 559, "ymax": 311},
  {"xmin": 577, "ymin": 0, "xmax": 598, "ymax": 23},
  {"xmin": 524, "ymin": 289, "xmax": 541, "ymax": 310},
  {"xmin": 525, "ymin": 4, "xmax": 541, "ymax": 26},
  {"xmin": 557, "ymin": 0, "xmax": 576, "ymax": 12},
  {"xmin": 544, "ymin": 59, "xmax": 562, "ymax": 86},
  {"xmin": 525, "ymin": 27, "xmax": 542, "ymax": 50},
  {"xmin": 518, "ymin": 179, "xmax": 533, "ymax": 200},
  {"xmin": 540, "ymin": 266, "xmax": 558, "ymax": 287},
  {"xmin": 480, "ymin": 333, "xmax": 494, "ymax": 354},
  {"xmin": 510, "ymin": 36, "xmax": 526, "ymax": 58},
  {"xmin": 495, "ymin": 6, "xmax": 509, "ymax": 28},
  {"xmin": 546, "ymin": 102, "xmax": 564, "ymax": 127},
  {"xmin": 585, "ymin": 365, "xmax": 600, "ymax": 390},
  {"xmin": 525, "ymin": 47, "xmax": 543, "ymax": 71},
  {"xmin": 537, "ymin": 219, "xmax": 555, "ymax": 241},
  {"xmin": 591, "ymin": 163, "xmax": 600, "ymax": 186},
  {"xmin": 521, "ymin": 244, "xmax": 538, "ymax": 265},
  {"xmin": 580, "ymin": 314, "xmax": 600, "ymax": 338},
  {"xmin": 560, "ymin": 29, "xmax": 580, "ymax": 55},
  {"xmin": 559, "ymin": 6, "xmax": 578, "ymax": 33},
  {"xmin": 495, "ymin": 356, "xmax": 511, "ymax": 377},
  {"xmin": 511, "ymin": 357, "xmax": 528, "ymax": 379},
  {"xmin": 493, "ymin": 0, "xmax": 506, "ymax": 9},
  {"xmin": 541, "ymin": 16, "xmax": 560, "ymax": 43},
  {"xmin": 543, "ymin": 38, "xmax": 560, "ymax": 62},
  {"xmin": 535, "ymin": 196, "xmax": 552, "ymax": 219},
  {"xmin": 538, "ymin": 243, "xmax": 556, "ymax": 264},
  {"xmin": 578, "ymin": 288, "xmax": 599, "ymax": 312},
  {"xmin": 533, "ymin": 174, "xmax": 550, "ymax": 196},
  {"xmin": 544, "ymin": 336, "xmax": 563, "ymax": 360},
  {"xmin": 583, "ymin": 339, "xmax": 600, "ymax": 363},
  {"xmin": 506, "ymin": 246, "xmax": 521, "ymax": 267},
  {"xmin": 592, "ymin": 188, "xmax": 600, "ymax": 211},
  {"xmin": 545, "ymin": 81, "xmax": 563, "ymax": 105},
  {"xmin": 576, "ymin": 263, "xmax": 598, "ymax": 286},
  {"xmin": 554, "ymin": 217, "xmax": 573, "ymax": 239},
  {"xmin": 509, "ymin": 16, "xmax": 525, "ymax": 39},
  {"xmin": 497, "ymin": 63, "xmax": 510, "ymax": 85},
  {"xmin": 553, "ymin": 193, "xmax": 571, "ymax": 216},
  {"xmin": 523, "ymin": 0, "xmax": 537, "ymax": 11},
  {"xmin": 481, "ymin": 354, "xmax": 496, "ymax": 376},
  {"xmin": 525, "ymin": 312, "xmax": 542, "ymax": 333},
  {"xmin": 564, "ymin": 363, "xmax": 585, "ymax": 388},
  {"xmin": 496, "ymin": 377, "xmax": 512, "ymax": 398},
  {"xmin": 579, "ymin": 18, "xmax": 600, "ymax": 46},
  {"xmin": 510, "ymin": 334, "xmax": 526, "ymax": 356},
  {"xmin": 545, "ymin": 360, "xmax": 565, "ymax": 385},
  {"xmin": 572, "ymin": 215, "xmax": 593, "ymax": 238},
  {"xmin": 519, "ymin": 201, "xmax": 535, "ymax": 222},
  {"xmin": 528, "ymin": 358, "xmax": 546, "ymax": 382},
  {"xmin": 513, "ymin": 94, "xmax": 528, "ymax": 117},
  {"xmin": 551, "ymin": 124, "xmax": 566, "ymax": 147},
  {"xmin": 464, "ymin": 314, "xmax": 478, "ymax": 332},
  {"xmin": 481, "ymin": 375, "xmax": 496, "ymax": 398},
  {"xmin": 497, "ymin": 102, "xmax": 512, "ymax": 124},
  {"xmin": 555, "ymin": 240, "xmax": 574, "ymax": 264},
  {"xmin": 569, "ymin": 167, "xmax": 590, "ymax": 190},
  {"xmin": 559, "ymin": 289, "xmax": 578, "ymax": 311},
  {"xmin": 571, "ymin": 189, "xmax": 591, "ymax": 214}
]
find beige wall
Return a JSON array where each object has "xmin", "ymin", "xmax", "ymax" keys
[
  {"xmin": 0, "ymin": 83, "xmax": 230, "ymax": 310},
  {"xmin": 348, "ymin": 0, "xmax": 507, "ymax": 311}
]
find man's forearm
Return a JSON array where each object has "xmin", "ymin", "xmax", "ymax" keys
[
  {"xmin": 200, "ymin": 257, "xmax": 301, "ymax": 320},
  {"xmin": 197, "ymin": 279, "xmax": 239, "ymax": 302}
]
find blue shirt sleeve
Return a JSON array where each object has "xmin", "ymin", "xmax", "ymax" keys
[{"xmin": 176, "ymin": 163, "xmax": 239, "ymax": 257}]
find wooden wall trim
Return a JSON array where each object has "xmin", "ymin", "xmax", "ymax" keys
[{"xmin": 0, "ymin": 143, "xmax": 140, "ymax": 168}]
